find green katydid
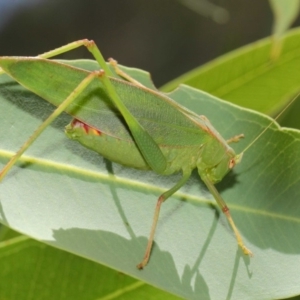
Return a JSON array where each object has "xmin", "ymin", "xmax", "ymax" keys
[{"xmin": 0, "ymin": 39, "xmax": 293, "ymax": 269}]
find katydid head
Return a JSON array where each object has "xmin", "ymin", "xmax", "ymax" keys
[
  {"xmin": 204, "ymin": 148, "xmax": 243, "ymax": 184},
  {"xmin": 198, "ymin": 135, "xmax": 243, "ymax": 184}
]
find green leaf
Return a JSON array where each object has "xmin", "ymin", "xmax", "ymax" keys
[
  {"xmin": 161, "ymin": 27, "xmax": 300, "ymax": 117},
  {"xmin": 0, "ymin": 233, "xmax": 180, "ymax": 299},
  {"xmin": 1, "ymin": 60, "xmax": 300, "ymax": 300}
]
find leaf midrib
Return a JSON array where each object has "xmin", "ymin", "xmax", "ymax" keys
[{"xmin": 1, "ymin": 149, "xmax": 300, "ymax": 223}]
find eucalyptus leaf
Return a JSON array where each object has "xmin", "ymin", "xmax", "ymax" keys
[
  {"xmin": 0, "ymin": 61, "xmax": 300, "ymax": 300},
  {"xmin": 0, "ymin": 234, "xmax": 180, "ymax": 300},
  {"xmin": 161, "ymin": 27, "xmax": 300, "ymax": 117}
]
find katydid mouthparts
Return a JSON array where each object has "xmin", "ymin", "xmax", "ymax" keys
[{"xmin": 0, "ymin": 39, "xmax": 294, "ymax": 269}]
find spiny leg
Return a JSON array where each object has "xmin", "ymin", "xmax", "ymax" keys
[
  {"xmin": 0, "ymin": 40, "xmax": 96, "ymax": 75},
  {"xmin": 0, "ymin": 70, "xmax": 103, "ymax": 181},
  {"xmin": 39, "ymin": 40, "xmax": 146, "ymax": 89},
  {"xmin": 201, "ymin": 174, "xmax": 253, "ymax": 256},
  {"xmin": 226, "ymin": 134, "xmax": 244, "ymax": 144},
  {"xmin": 40, "ymin": 40, "xmax": 147, "ymax": 88},
  {"xmin": 0, "ymin": 39, "xmax": 113, "ymax": 78},
  {"xmin": 137, "ymin": 170, "xmax": 191, "ymax": 269},
  {"xmin": 108, "ymin": 58, "xmax": 146, "ymax": 88}
]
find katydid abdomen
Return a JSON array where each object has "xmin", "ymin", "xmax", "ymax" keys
[{"xmin": 65, "ymin": 119, "xmax": 205, "ymax": 175}]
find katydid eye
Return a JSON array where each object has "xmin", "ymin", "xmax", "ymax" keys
[{"xmin": 229, "ymin": 158, "xmax": 235, "ymax": 169}]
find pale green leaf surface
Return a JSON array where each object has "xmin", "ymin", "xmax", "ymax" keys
[
  {"xmin": 0, "ymin": 235, "xmax": 180, "ymax": 300},
  {"xmin": 161, "ymin": 27, "xmax": 300, "ymax": 116},
  {"xmin": 0, "ymin": 61, "xmax": 300, "ymax": 300}
]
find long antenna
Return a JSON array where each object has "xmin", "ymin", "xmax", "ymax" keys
[{"xmin": 240, "ymin": 92, "xmax": 300, "ymax": 155}]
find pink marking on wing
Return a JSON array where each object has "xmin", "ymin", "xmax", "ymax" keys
[{"xmin": 71, "ymin": 119, "xmax": 102, "ymax": 136}]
